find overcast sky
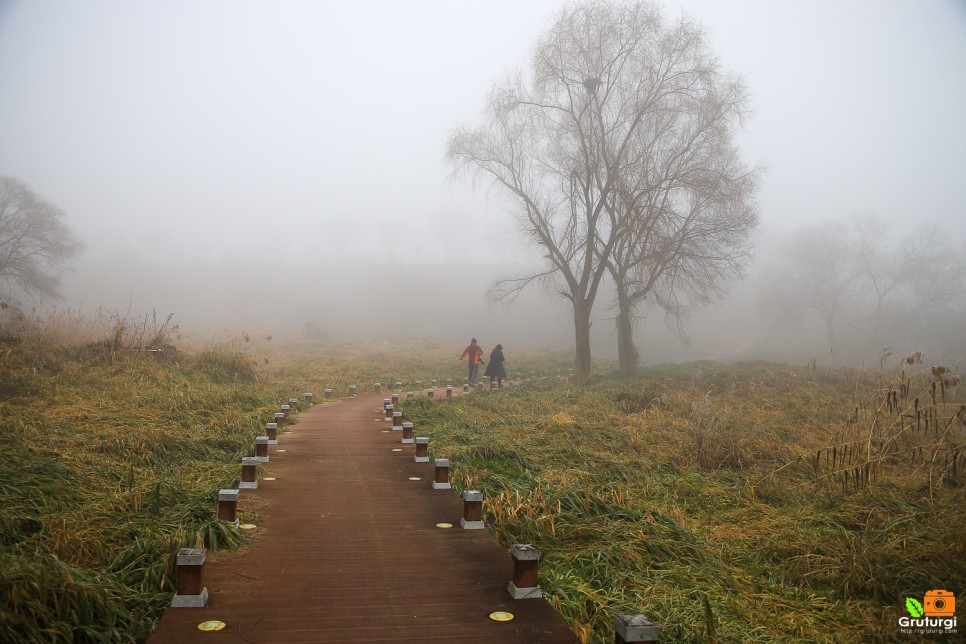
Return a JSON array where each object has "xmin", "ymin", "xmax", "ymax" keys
[{"xmin": 1, "ymin": 0, "xmax": 964, "ymax": 267}]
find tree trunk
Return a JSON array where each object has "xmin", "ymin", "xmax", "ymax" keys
[
  {"xmin": 573, "ymin": 298, "xmax": 593, "ymax": 380},
  {"xmin": 614, "ymin": 278, "xmax": 638, "ymax": 373},
  {"xmin": 824, "ymin": 315, "xmax": 839, "ymax": 358}
]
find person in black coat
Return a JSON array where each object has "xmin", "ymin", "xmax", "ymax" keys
[{"xmin": 483, "ymin": 344, "xmax": 507, "ymax": 388}]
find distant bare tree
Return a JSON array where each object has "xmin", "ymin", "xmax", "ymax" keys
[
  {"xmin": 891, "ymin": 225, "xmax": 966, "ymax": 345},
  {"xmin": 448, "ymin": 1, "xmax": 758, "ymax": 378},
  {"xmin": 0, "ymin": 176, "xmax": 84, "ymax": 303},
  {"xmin": 768, "ymin": 223, "xmax": 858, "ymax": 353}
]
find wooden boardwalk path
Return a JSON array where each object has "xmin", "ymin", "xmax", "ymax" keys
[{"xmin": 148, "ymin": 391, "xmax": 578, "ymax": 643}]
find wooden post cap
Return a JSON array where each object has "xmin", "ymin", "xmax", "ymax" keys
[
  {"xmin": 613, "ymin": 615, "xmax": 660, "ymax": 642},
  {"xmin": 218, "ymin": 489, "xmax": 239, "ymax": 502},
  {"xmin": 176, "ymin": 547, "xmax": 206, "ymax": 567},
  {"xmin": 510, "ymin": 543, "xmax": 541, "ymax": 561}
]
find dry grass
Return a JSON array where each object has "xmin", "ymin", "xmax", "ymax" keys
[
  {"xmin": 2, "ymin": 319, "xmax": 962, "ymax": 642},
  {"xmin": 402, "ymin": 360, "xmax": 966, "ymax": 642}
]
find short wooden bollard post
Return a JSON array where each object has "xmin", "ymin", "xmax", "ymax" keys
[
  {"xmin": 305, "ymin": 392, "xmax": 314, "ymax": 405},
  {"xmin": 406, "ymin": 391, "xmax": 415, "ymax": 400},
  {"xmin": 349, "ymin": 384, "xmax": 357, "ymax": 396},
  {"xmin": 170, "ymin": 548, "xmax": 208, "ymax": 607},
  {"xmin": 392, "ymin": 411, "xmax": 403, "ymax": 429},
  {"xmin": 507, "ymin": 544, "xmax": 543, "ymax": 599},
  {"xmin": 613, "ymin": 615, "xmax": 660, "ymax": 643},
  {"xmin": 391, "ymin": 392, "xmax": 399, "ymax": 406},
  {"xmin": 432, "ymin": 458, "xmax": 451, "ymax": 489},
  {"xmin": 460, "ymin": 490, "xmax": 484, "ymax": 529},
  {"xmin": 288, "ymin": 397, "xmax": 299, "ymax": 410},
  {"xmin": 394, "ymin": 381, "xmax": 403, "ymax": 390},
  {"xmin": 280, "ymin": 404, "xmax": 291, "ymax": 417},
  {"xmin": 266, "ymin": 422, "xmax": 278, "ymax": 444},
  {"xmin": 384, "ymin": 403, "xmax": 394, "ymax": 422},
  {"xmin": 445, "ymin": 378, "xmax": 453, "ymax": 387},
  {"xmin": 415, "ymin": 380, "xmax": 422, "ymax": 389},
  {"xmin": 239, "ymin": 457, "xmax": 258, "ymax": 489},
  {"xmin": 463, "ymin": 383, "xmax": 469, "ymax": 393},
  {"xmin": 217, "ymin": 489, "xmax": 239, "ymax": 524},
  {"xmin": 255, "ymin": 436, "xmax": 269, "ymax": 463},
  {"xmin": 414, "ymin": 436, "xmax": 429, "ymax": 462},
  {"xmin": 431, "ymin": 379, "xmax": 438, "ymax": 389},
  {"xmin": 324, "ymin": 388, "xmax": 334, "ymax": 399},
  {"xmin": 374, "ymin": 382, "xmax": 382, "ymax": 393},
  {"xmin": 274, "ymin": 411, "xmax": 285, "ymax": 429},
  {"xmin": 401, "ymin": 421, "xmax": 414, "ymax": 444},
  {"xmin": 427, "ymin": 388, "xmax": 435, "ymax": 399},
  {"xmin": 446, "ymin": 385, "xmax": 453, "ymax": 398}
]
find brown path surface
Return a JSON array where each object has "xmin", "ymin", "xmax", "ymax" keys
[{"xmin": 148, "ymin": 391, "xmax": 578, "ymax": 643}]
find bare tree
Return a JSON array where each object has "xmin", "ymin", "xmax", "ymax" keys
[
  {"xmin": 448, "ymin": 1, "xmax": 755, "ymax": 378},
  {"xmin": 766, "ymin": 223, "xmax": 859, "ymax": 354},
  {"xmin": 0, "ymin": 176, "xmax": 84, "ymax": 303},
  {"xmin": 606, "ymin": 68, "xmax": 761, "ymax": 372}
]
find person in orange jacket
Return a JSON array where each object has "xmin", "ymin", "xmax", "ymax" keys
[{"xmin": 459, "ymin": 338, "xmax": 485, "ymax": 384}]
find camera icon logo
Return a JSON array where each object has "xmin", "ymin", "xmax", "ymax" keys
[{"xmin": 924, "ymin": 590, "xmax": 956, "ymax": 617}]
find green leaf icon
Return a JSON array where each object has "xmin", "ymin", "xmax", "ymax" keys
[{"xmin": 906, "ymin": 597, "xmax": 924, "ymax": 618}]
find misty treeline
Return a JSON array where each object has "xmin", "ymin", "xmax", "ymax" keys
[
  {"xmin": 762, "ymin": 215, "xmax": 966, "ymax": 363},
  {"xmin": 448, "ymin": 1, "xmax": 761, "ymax": 378}
]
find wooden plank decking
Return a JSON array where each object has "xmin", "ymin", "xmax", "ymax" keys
[{"xmin": 147, "ymin": 390, "xmax": 578, "ymax": 643}]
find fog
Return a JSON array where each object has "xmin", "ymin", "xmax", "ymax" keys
[{"xmin": 2, "ymin": 1, "xmax": 965, "ymax": 365}]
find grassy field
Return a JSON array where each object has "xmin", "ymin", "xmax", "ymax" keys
[
  {"xmin": 402, "ymin": 361, "xmax": 965, "ymax": 642},
  {"xmin": 1, "ymin": 329, "xmax": 963, "ymax": 642}
]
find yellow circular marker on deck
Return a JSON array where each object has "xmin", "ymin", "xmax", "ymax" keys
[
  {"xmin": 276, "ymin": 449, "xmax": 286, "ymax": 453},
  {"xmin": 392, "ymin": 448, "xmax": 402, "ymax": 452},
  {"xmin": 436, "ymin": 522, "xmax": 453, "ymax": 529},
  {"xmin": 489, "ymin": 611, "xmax": 514, "ymax": 622},
  {"xmin": 263, "ymin": 477, "xmax": 276, "ymax": 481},
  {"xmin": 239, "ymin": 523, "xmax": 257, "ymax": 530},
  {"xmin": 381, "ymin": 430, "xmax": 390, "ymax": 433},
  {"xmin": 408, "ymin": 476, "xmax": 421, "ymax": 481},
  {"xmin": 197, "ymin": 620, "xmax": 226, "ymax": 631}
]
